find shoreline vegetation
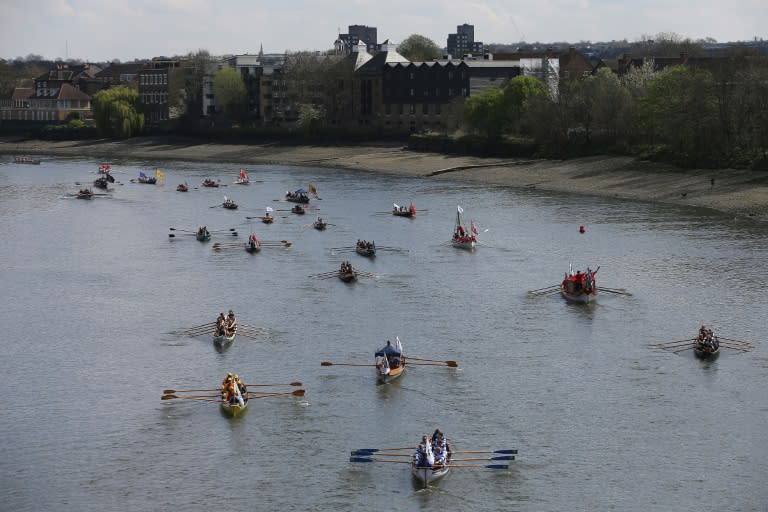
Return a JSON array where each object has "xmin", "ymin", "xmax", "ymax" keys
[{"xmin": 2, "ymin": 136, "xmax": 767, "ymax": 222}]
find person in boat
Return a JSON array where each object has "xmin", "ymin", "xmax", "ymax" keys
[
  {"xmin": 225, "ymin": 310, "xmax": 237, "ymax": 335},
  {"xmin": 414, "ymin": 436, "xmax": 434, "ymax": 467},
  {"xmin": 216, "ymin": 312, "xmax": 226, "ymax": 336},
  {"xmin": 221, "ymin": 373, "xmax": 234, "ymax": 401},
  {"xmin": 375, "ymin": 340, "xmax": 402, "ymax": 369}
]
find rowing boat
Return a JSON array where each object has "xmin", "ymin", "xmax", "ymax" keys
[
  {"xmin": 560, "ymin": 265, "xmax": 598, "ymax": 303},
  {"xmin": 313, "ymin": 218, "xmax": 327, "ymax": 230},
  {"xmin": 451, "ymin": 206, "xmax": 478, "ymax": 250},
  {"xmin": 246, "ymin": 235, "xmax": 261, "ymax": 253},
  {"xmin": 393, "ymin": 202, "xmax": 416, "ymax": 218},
  {"xmin": 411, "ymin": 432, "xmax": 450, "ymax": 488},
  {"xmin": 222, "ymin": 197, "xmax": 238, "ymax": 210},
  {"xmin": 213, "ymin": 329, "xmax": 236, "ymax": 347},
  {"xmin": 339, "ymin": 269, "xmax": 357, "ymax": 282},
  {"xmin": 76, "ymin": 188, "xmax": 94, "ymax": 199},
  {"xmin": 220, "ymin": 374, "xmax": 248, "ymax": 417},
  {"xmin": 375, "ymin": 338, "xmax": 405, "ymax": 383},
  {"xmin": 176, "ymin": 183, "xmax": 189, "ymax": 192},
  {"xmin": 291, "ymin": 205, "xmax": 305, "ymax": 215},
  {"xmin": 355, "ymin": 241, "xmax": 376, "ymax": 257}
]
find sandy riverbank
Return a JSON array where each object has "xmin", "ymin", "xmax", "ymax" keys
[{"xmin": 2, "ymin": 136, "xmax": 767, "ymax": 221}]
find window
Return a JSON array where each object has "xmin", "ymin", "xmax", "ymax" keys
[
  {"xmin": 398, "ymin": 104, "xmax": 403, "ymax": 115},
  {"xmin": 410, "ymin": 88, "xmax": 414, "ymax": 97},
  {"xmin": 422, "ymin": 103, "xmax": 428, "ymax": 114},
  {"xmin": 435, "ymin": 104, "xmax": 442, "ymax": 115},
  {"xmin": 409, "ymin": 104, "xmax": 415, "ymax": 115},
  {"xmin": 385, "ymin": 104, "xmax": 391, "ymax": 115}
]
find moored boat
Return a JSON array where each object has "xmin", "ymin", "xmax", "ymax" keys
[
  {"xmin": 560, "ymin": 265, "xmax": 598, "ymax": 303},
  {"xmin": 393, "ymin": 202, "xmax": 416, "ymax": 218},
  {"xmin": 375, "ymin": 338, "xmax": 405, "ymax": 383},
  {"xmin": 355, "ymin": 240, "xmax": 376, "ymax": 257},
  {"xmin": 451, "ymin": 206, "xmax": 478, "ymax": 250}
]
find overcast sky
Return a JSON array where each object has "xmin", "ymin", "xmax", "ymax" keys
[{"xmin": 1, "ymin": 0, "xmax": 765, "ymax": 62}]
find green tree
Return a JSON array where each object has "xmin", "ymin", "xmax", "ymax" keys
[
  {"xmin": 463, "ymin": 88, "xmax": 507, "ymax": 139},
  {"xmin": 212, "ymin": 67, "xmax": 247, "ymax": 119},
  {"xmin": 640, "ymin": 66, "xmax": 720, "ymax": 164},
  {"xmin": 397, "ymin": 34, "xmax": 441, "ymax": 62},
  {"xmin": 502, "ymin": 75, "xmax": 548, "ymax": 134},
  {"xmin": 92, "ymin": 86, "xmax": 144, "ymax": 137}
]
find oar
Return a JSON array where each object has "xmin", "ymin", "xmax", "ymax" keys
[
  {"xmin": 453, "ymin": 449, "xmax": 518, "ymax": 455},
  {"xmin": 164, "ymin": 387, "xmax": 220, "ymax": 394},
  {"xmin": 655, "ymin": 338, "xmax": 696, "ymax": 346},
  {"xmin": 351, "ymin": 451, "xmax": 411, "ymax": 457},
  {"xmin": 408, "ymin": 361, "xmax": 457, "ymax": 367},
  {"xmin": 321, "ymin": 362, "xmax": 376, "ymax": 367},
  {"xmin": 451, "ymin": 456, "xmax": 514, "ymax": 461},
  {"xmin": 719, "ymin": 337, "xmax": 755, "ymax": 344},
  {"xmin": 245, "ymin": 381, "xmax": 302, "ymax": 387},
  {"xmin": 672, "ymin": 345, "xmax": 695, "ymax": 353},
  {"xmin": 169, "ymin": 227, "xmax": 195, "ymax": 233},
  {"xmin": 352, "ymin": 446, "xmax": 415, "ymax": 453},
  {"xmin": 184, "ymin": 322, "xmax": 217, "ymax": 330},
  {"xmin": 409, "ymin": 357, "xmax": 458, "ymax": 367},
  {"xmin": 349, "ymin": 457, "xmax": 410, "ymax": 464},
  {"xmin": 249, "ymin": 389, "xmax": 305, "ymax": 398},
  {"xmin": 599, "ymin": 288, "xmax": 632, "ymax": 296},
  {"xmin": 161, "ymin": 394, "xmax": 221, "ymax": 402},
  {"xmin": 448, "ymin": 464, "xmax": 509, "ymax": 470}
]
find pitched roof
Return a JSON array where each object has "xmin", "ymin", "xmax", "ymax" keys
[
  {"xmin": 357, "ymin": 44, "xmax": 410, "ymax": 76},
  {"xmin": 96, "ymin": 63, "xmax": 143, "ymax": 78},
  {"xmin": 58, "ymin": 83, "xmax": 91, "ymax": 100},
  {"xmin": 12, "ymin": 87, "xmax": 33, "ymax": 100}
]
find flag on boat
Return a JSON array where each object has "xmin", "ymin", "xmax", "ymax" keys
[
  {"xmin": 155, "ymin": 169, "xmax": 165, "ymax": 180},
  {"xmin": 139, "ymin": 171, "xmax": 147, "ymax": 178},
  {"xmin": 309, "ymin": 184, "xmax": 317, "ymax": 196},
  {"xmin": 395, "ymin": 336, "xmax": 403, "ymax": 353},
  {"xmin": 457, "ymin": 205, "xmax": 464, "ymax": 214},
  {"xmin": 381, "ymin": 352, "xmax": 390, "ymax": 375},
  {"xmin": 393, "ymin": 203, "xmax": 399, "ymax": 209},
  {"xmin": 470, "ymin": 221, "xmax": 478, "ymax": 235},
  {"xmin": 266, "ymin": 206, "xmax": 274, "ymax": 213},
  {"xmin": 99, "ymin": 163, "xmax": 111, "ymax": 172}
]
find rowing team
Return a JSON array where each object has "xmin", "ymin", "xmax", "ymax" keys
[
  {"xmin": 197, "ymin": 226, "xmax": 210, "ymax": 237},
  {"xmin": 356, "ymin": 239, "xmax": 374, "ymax": 249},
  {"xmin": 216, "ymin": 310, "xmax": 237, "ymax": 336},
  {"xmin": 696, "ymin": 325, "xmax": 719, "ymax": 350},
  {"xmin": 221, "ymin": 373, "xmax": 247, "ymax": 405},
  {"xmin": 414, "ymin": 429, "xmax": 452, "ymax": 467}
]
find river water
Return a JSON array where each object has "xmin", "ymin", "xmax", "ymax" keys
[{"xmin": 0, "ymin": 157, "xmax": 766, "ymax": 512}]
